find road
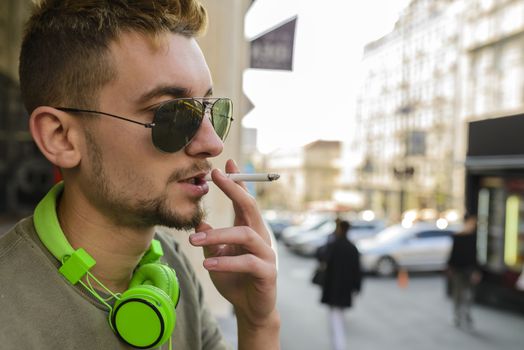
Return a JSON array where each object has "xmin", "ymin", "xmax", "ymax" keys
[{"xmin": 276, "ymin": 240, "xmax": 524, "ymax": 350}]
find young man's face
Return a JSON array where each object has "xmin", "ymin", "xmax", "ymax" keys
[{"xmin": 76, "ymin": 31, "xmax": 223, "ymax": 229}]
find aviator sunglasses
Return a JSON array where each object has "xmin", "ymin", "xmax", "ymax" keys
[{"xmin": 56, "ymin": 97, "xmax": 233, "ymax": 153}]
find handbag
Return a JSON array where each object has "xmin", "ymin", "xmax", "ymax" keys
[{"xmin": 311, "ymin": 262, "xmax": 326, "ymax": 286}]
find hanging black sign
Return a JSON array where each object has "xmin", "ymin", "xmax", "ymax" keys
[{"xmin": 250, "ymin": 16, "xmax": 297, "ymax": 71}]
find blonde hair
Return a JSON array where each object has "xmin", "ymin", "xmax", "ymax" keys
[{"xmin": 19, "ymin": 0, "xmax": 207, "ymax": 113}]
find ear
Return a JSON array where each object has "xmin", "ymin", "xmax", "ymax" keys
[{"xmin": 29, "ymin": 106, "xmax": 82, "ymax": 169}]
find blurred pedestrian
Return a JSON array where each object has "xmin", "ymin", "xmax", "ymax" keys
[
  {"xmin": 446, "ymin": 213, "xmax": 481, "ymax": 329},
  {"xmin": 316, "ymin": 220, "xmax": 362, "ymax": 350}
]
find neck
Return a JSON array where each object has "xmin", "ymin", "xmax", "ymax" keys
[{"xmin": 57, "ymin": 186, "xmax": 155, "ymax": 293}]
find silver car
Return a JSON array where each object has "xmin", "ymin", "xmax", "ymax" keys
[
  {"xmin": 281, "ymin": 214, "xmax": 336, "ymax": 246},
  {"xmin": 357, "ymin": 222, "xmax": 456, "ymax": 276},
  {"xmin": 288, "ymin": 219, "xmax": 386, "ymax": 256},
  {"xmin": 286, "ymin": 220, "xmax": 337, "ymax": 255}
]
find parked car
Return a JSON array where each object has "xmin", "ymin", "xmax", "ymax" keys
[
  {"xmin": 266, "ymin": 218, "xmax": 293, "ymax": 240},
  {"xmin": 348, "ymin": 219, "xmax": 387, "ymax": 242},
  {"xmin": 288, "ymin": 219, "xmax": 386, "ymax": 257},
  {"xmin": 357, "ymin": 222, "xmax": 457, "ymax": 277},
  {"xmin": 286, "ymin": 220, "xmax": 337, "ymax": 252},
  {"xmin": 281, "ymin": 214, "xmax": 335, "ymax": 246}
]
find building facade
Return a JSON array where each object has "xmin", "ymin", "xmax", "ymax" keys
[
  {"xmin": 350, "ymin": 0, "xmax": 524, "ymax": 222},
  {"xmin": 262, "ymin": 140, "xmax": 342, "ymax": 211},
  {"xmin": 463, "ymin": 0, "xmax": 524, "ymax": 120},
  {"xmin": 351, "ymin": 0, "xmax": 464, "ymax": 221}
]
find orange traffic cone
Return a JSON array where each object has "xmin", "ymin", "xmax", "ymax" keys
[{"xmin": 397, "ymin": 268, "xmax": 409, "ymax": 289}]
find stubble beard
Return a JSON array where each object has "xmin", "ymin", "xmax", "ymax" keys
[
  {"xmin": 84, "ymin": 130, "xmax": 207, "ymax": 231},
  {"xmin": 135, "ymin": 184, "xmax": 207, "ymax": 230}
]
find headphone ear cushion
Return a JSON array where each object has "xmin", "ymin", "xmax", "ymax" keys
[
  {"xmin": 130, "ymin": 263, "xmax": 180, "ymax": 307},
  {"xmin": 110, "ymin": 285, "xmax": 175, "ymax": 348},
  {"xmin": 159, "ymin": 264, "xmax": 181, "ymax": 307}
]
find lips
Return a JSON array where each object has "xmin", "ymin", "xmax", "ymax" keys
[
  {"xmin": 179, "ymin": 173, "xmax": 207, "ymax": 185},
  {"xmin": 176, "ymin": 172, "xmax": 210, "ymax": 197}
]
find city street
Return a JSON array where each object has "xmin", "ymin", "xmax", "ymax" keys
[
  {"xmin": 4, "ymin": 218, "xmax": 524, "ymax": 350},
  {"xmin": 276, "ymin": 241, "xmax": 524, "ymax": 350}
]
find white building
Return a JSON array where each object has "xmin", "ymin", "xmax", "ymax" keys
[
  {"xmin": 351, "ymin": 0, "xmax": 465, "ymax": 221},
  {"xmin": 348, "ymin": 0, "xmax": 524, "ymax": 223},
  {"xmin": 463, "ymin": 0, "xmax": 524, "ymax": 119},
  {"xmin": 262, "ymin": 140, "xmax": 343, "ymax": 211}
]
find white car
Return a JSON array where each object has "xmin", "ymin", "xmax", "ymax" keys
[
  {"xmin": 357, "ymin": 222, "xmax": 457, "ymax": 276},
  {"xmin": 281, "ymin": 214, "xmax": 335, "ymax": 246},
  {"xmin": 286, "ymin": 220, "xmax": 337, "ymax": 254},
  {"xmin": 287, "ymin": 219, "xmax": 386, "ymax": 257}
]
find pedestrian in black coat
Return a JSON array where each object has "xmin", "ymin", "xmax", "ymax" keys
[
  {"xmin": 316, "ymin": 220, "xmax": 362, "ymax": 350},
  {"xmin": 446, "ymin": 213, "xmax": 481, "ymax": 329}
]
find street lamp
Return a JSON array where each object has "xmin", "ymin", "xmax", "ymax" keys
[{"xmin": 393, "ymin": 165, "xmax": 415, "ymax": 217}]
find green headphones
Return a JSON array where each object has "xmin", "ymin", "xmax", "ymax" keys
[{"xmin": 33, "ymin": 182, "xmax": 180, "ymax": 349}]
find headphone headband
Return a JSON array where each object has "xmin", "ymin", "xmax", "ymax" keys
[
  {"xmin": 33, "ymin": 182, "xmax": 164, "ymax": 284},
  {"xmin": 34, "ymin": 182, "xmax": 74, "ymax": 260},
  {"xmin": 33, "ymin": 182, "xmax": 178, "ymax": 348}
]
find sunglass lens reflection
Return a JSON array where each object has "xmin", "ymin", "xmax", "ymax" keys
[
  {"xmin": 152, "ymin": 99, "xmax": 202, "ymax": 152},
  {"xmin": 211, "ymin": 99, "xmax": 233, "ymax": 140},
  {"xmin": 151, "ymin": 98, "xmax": 233, "ymax": 153}
]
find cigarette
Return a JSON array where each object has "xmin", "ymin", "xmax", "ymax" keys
[{"xmin": 204, "ymin": 173, "xmax": 280, "ymax": 182}]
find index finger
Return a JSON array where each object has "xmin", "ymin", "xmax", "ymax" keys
[
  {"xmin": 225, "ymin": 159, "xmax": 248, "ymax": 192},
  {"xmin": 210, "ymin": 168, "xmax": 270, "ymax": 238},
  {"xmin": 210, "ymin": 168, "xmax": 257, "ymax": 211}
]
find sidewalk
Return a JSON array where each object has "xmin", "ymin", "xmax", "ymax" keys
[{"xmin": 277, "ymin": 241, "xmax": 524, "ymax": 350}]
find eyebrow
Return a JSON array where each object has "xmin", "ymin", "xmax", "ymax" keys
[{"xmin": 137, "ymin": 85, "xmax": 214, "ymax": 105}]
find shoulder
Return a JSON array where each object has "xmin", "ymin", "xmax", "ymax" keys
[
  {"xmin": 0, "ymin": 218, "xmax": 94, "ymax": 343},
  {"xmin": 0, "ymin": 221, "xmax": 24, "ymax": 259},
  {"xmin": 0, "ymin": 217, "xmax": 53, "ymax": 265},
  {"xmin": 155, "ymin": 227, "xmax": 181, "ymax": 253},
  {"xmin": 348, "ymin": 240, "xmax": 359, "ymax": 251},
  {"xmin": 0, "ymin": 216, "xmax": 64, "ymax": 281},
  {"xmin": 452, "ymin": 232, "xmax": 472, "ymax": 242},
  {"xmin": 339, "ymin": 238, "xmax": 357, "ymax": 249},
  {"xmin": 154, "ymin": 228, "xmax": 194, "ymax": 277}
]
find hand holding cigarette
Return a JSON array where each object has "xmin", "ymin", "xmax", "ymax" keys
[{"xmin": 190, "ymin": 159, "xmax": 280, "ymax": 347}]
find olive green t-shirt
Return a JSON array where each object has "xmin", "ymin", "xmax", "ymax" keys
[{"xmin": 0, "ymin": 217, "xmax": 231, "ymax": 350}]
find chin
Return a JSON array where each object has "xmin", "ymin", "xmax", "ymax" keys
[
  {"xmin": 157, "ymin": 201, "xmax": 205, "ymax": 230},
  {"xmin": 175, "ymin": 197, "xmax": 202, "ymax": 217}
]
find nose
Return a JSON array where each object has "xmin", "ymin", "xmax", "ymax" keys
[{"xmin": 184, "ymin": 110, "xmax": 224, "ymax": 158}]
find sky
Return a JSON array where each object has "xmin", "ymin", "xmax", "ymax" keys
[{"xmin": 242, "ymin": 0, "xmax": 410, "ymax": 154}]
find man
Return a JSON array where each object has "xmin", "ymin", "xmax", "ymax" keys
[
  {"xmin": 447, "ymin": 213, "xmax": 481, "ymax": 329},
  {"xmin": 0, "ymin": 1, "xmax": 279, "ymax": 349}
]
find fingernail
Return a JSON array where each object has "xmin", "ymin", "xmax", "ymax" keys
[
  {"xmin": 190, "ymin": 232, "xmax": 206, "ymax": 242},
  {"xmin": 204, "ymin": 258, "xmax": 218, "ymax": 268}
]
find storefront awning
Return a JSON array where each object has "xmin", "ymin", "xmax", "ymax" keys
[{"xmin": 465, "ymin": 155, "xmax": 524, "ymax": 170}]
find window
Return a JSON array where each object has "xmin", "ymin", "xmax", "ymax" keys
[{"xmin": 416, "ymin": 230, "xmax": 452, "ymax": 239}]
